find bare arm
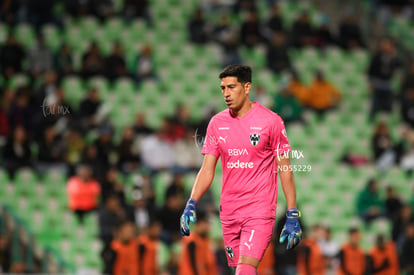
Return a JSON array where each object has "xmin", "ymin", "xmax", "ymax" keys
[
  {"xmin": 276, "ymin": 156, "xmax": 297, "ymax": 209},
  {"xmin": 190, "ymin": 154, "xmax": 218, "ymax": 201}
]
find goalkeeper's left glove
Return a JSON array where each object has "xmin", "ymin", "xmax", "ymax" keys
[{"xmin": 279, "ymin": 208, "xmax": 302, "ymax": 250}]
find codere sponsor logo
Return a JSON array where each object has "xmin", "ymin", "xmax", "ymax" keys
[{"xmin": 226, "ymin": 160, "xmax": 254, "ymax": 169}]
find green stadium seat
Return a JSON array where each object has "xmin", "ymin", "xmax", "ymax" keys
[
  {"xmin": 153, "ymin": 172, "xmax": 173, "ymax": 207},
  {"xmin": 104, "ymin": 17, "xmax": 124, "ymax": 41},
  {"xmin": 79, "ymin": 16, "xmax": 99, "ymax": 37},
  {"xmin": 62, "ymin": 76, "xmax": 85, "ymax": 107},
  {"xmin": 112, "ymin": 77, "xmax": 137, "ymax": 102},
  {"xmin": 42, "ymin": 24, "xmax": 61, "ymax": 53},
  {"xmin": 8, "ymin": 73, "xmax": 30, "ymax": 89},
  {"xmin": 0, "ymin": 23, "xmax": 8, "ymax": 43},
  {"xmin": 14, "ymin": 23, "xmax": 36, "ymax": 49}
]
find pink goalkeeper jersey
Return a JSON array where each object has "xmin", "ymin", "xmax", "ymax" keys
[{"xmin": 202, "ymin": 102, "xmax": 291, "ymax": 219}]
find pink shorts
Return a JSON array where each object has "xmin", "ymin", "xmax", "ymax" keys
[{"xmin": 221, "ymin": 217, "xmax": 275, "ymax": 267}]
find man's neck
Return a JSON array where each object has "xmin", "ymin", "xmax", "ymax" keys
[{"xmin": 232, "ymin": 100, "xmax": 254, "ymax": 118}]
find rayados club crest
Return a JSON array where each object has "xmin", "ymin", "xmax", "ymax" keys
[{"xmin": 249, "ymin": 133, "xmax": 260, "ymax": 146}]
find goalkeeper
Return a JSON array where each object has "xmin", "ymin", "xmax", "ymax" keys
[{"xmin": 180, "ymin": 65, "xmax": 302, "ymax": 275}]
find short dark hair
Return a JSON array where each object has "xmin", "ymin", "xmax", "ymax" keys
[
  {"xmin": 219, "ymin": 64, "xmax": 252, "ymax": 84},
  {"xmin": 349, "ymin": 227, "xmax": 359, "ymax": 235}
]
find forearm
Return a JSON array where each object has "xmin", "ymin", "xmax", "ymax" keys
[
  {"xmin": 190, "ymin": 166, "xmax": 215, "ymax": 201},
  {"xmin": 279, "ymin": 169, "xmax": 297, "ymax": 209}
]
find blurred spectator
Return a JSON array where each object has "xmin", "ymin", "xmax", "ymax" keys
[
  {"xmin": 391, "ymin": 205, "xmax": 414, "ymax": 244},
  {"xmin": 79, "ymin": 87, "xmax": 102, "ymax": 129},
  {"xmin": 400, "ymin": 223, "xmax": 414, "ymax": 275},
  {"xmin": 233, "ymin": 0, "xmax": 257, "ymax": 14},
  {"xmin": 136, "ymin": 219, "xmax": 167, "ymax": 274},
  {"xmin": 368, "ymin": 234, "xmax": 399, "ymax": 275},
  {"xmin": 287, "ymin": 71, "xmax": 309, "ymax": 106},
  {"xmin": 140, "ymin": 126, "xmax": 175, "ymax": 173},
  {"xmin": 171, "ymin": 105, "xmax": 193, "ymax": 135},
  {"xmin": 28, "ymin": 34, "xmax": 53, "ymax": 78},
  {"xmin": 35, "ymin": 70, "xmax": 59, "ymax": 107},
  {"xmin": 337, "ymin": 228, "xmax": 366, "ymax": 275},
  {"xmin": 166, "ymin": 173, "xmax": 186, "ymax": 201},
  {"xmin": 400, "ymin": 62, "xmax": 414, "ymax": 128},
  {"xmin": 2, "ymin": 126, "xmax": 32, "ymax": 178},
  {"xmin": 319, "ymin": 226, "xmax": 340, "ymax": 273},
  {"xmin": 133, "ymin": 44, "xmax": 157, "ymax": 83},
  {"xmin": 117, "ymin": 127, "xmax": 140, "ymax": 173},
  {"xmin": 9, "ymin": 261, "xmax": 29, "ymax": 274},
  {"xmin": 159, "ymin": 193, "xmax": 183, "ymax": 245},
  {"xmin": 0, "ymin": 0, "xmax": 20, "ymax": 25},
  {"xmin": 101, "ymin": 167, "xmax": 126, "ymax": 206},
  {"xmin": 129, "ymin": 184, "xmax": 153, "ymax": 230},
  {"xmin": 67, "ymin": 164, "xmax": 101, "ymax": 224},
  {"xmin": 0, "ymin": 90, "xmax": 11, "ymax": 145},
  {"xmin": 338, "ymin": 15, "xmax": 365, "ymax": 49},
  {"xmin": 0, "ymin": 33, "xmax": 25, "ymax": 79},
  {"xmin": 306, "ymin": 71, "xmax": 342, "ymax": 118},
  {"xmin": 395, "ymin": 127, "xmax": 414, "ymax": 176},
  {"xmin": 94, "ymin": 123, "xmax": 115, "ymax": 178},
  {"xmin": 314, "ymin": 16, "xmax": 336, "ymax": 48},
  {"xmin": 297, "ymin": 225, "xmax": 326, "ymax": 275},
  {"xmin": 0, "ymin": 234, "xmax": 11, "ymax": 272},
  {"xmin": 27, "ymin": 0, "xmax": 57, "ymax": 29},
  {"xmin": 132, "ymin": 113, "xmax": 153, "ymax": 136},
  {"xmin": 65, "ymin": 127, "xmax": 85, "ymax": 170},
  {"xmin": 212, "ymin": 15, "xmax": 242, "ymax": 67},
  {"xmin": 102, "ymin": 221, "xmax": 139, "ymax": 275},
  {"xmin": 174, "ymin": 128, "xmax": 204, "ymax": 172},
  {"xmin": 122, "ymin": 0, "xmax": 151, "ymax": 24},
  {"xmin": 222, "ymin": 37, "xmax": 242, "ymax": 68},
  {"xmin": 90, "ymin": 0, "xmax": 114, "ymax": 21},
  {"xmin": 372, "ymin": 122, "xmax": 395, "ymax": 172},
  {"xmin": 105, "ymin": 42, "xmax": 127, "ymax": 82},
  {"xmin": 81, "ymin": 42, "xmax": 105, "ymax": 79},
  {"xmin": 264, "ymin": 4, "xmax": 284, "ymax": 39},
  {"xmin": 8, "ymin": 87, "xmax": 34, "ymax": 133},
  {"xmin": 98, "ymin": 195, "xmax": 128, "ymax": 245},
  {"xmin": 188, "ymin": 8, "xmax": 210, "ymax": 44},
  {"xmin": 367, "ymin": 38, "xmax": 401, "ymax": 120},
  {"xmin": 290, "ymin": 11, "xmax": 314, "ymax": 48},
  {"xmin": 266, "ymin": 31, "xmax": 291, "ymax": 74},
  {"xmin": 36, "ymin": 125, "xmax": 67, "ymax": 174},
  {"xmin": 178, "ymin": 211, "xmax": 217, "ymax": 275},
  {"xmin": 272, "ymin": 83, "xmax": 303, "ymax": 125},
  {"xmin": 81, "ymin": 144, "xmax": 103, "ymax": 178},
  {"xmin": 384, "ymin": 186, "xmax": 402, "ymax": 220},
  {"xmin": 213, "ymin": 15, "xmax": 235, "ymax": 46},
  {"xmin": 63, "ymin": 0, "xmax": 93, "ymax": 17},
  {"xmin": 240, "ymin": 10, "xmax": 262, "ymax": 48},
  {"xmin": 356, "ymin": 179, "xmax": 383, "ymax": 224},
  {"xmin": 252, "ymin": 85, "xmax": 272, "ymax": 109},
  {"xmin": 54, "ymin": 43, "xmax": 74, "ymax": 78}
]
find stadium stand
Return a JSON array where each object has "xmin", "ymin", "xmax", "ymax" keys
[{"xmin": 0, "ymin": 0, "xmax": 414, "ymax": 274}]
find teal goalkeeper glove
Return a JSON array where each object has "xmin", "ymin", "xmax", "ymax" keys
[
  {"xmin": 279, "ymin": 208, "xmax": 302, "ymax": 249},
  {"xmin": 180, "ymin": 198, "xmax": 197, "ymax": 236}
]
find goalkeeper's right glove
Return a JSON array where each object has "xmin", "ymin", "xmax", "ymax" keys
[
  {"xmin": 279, "ymin": 208, "xmax": 302, "ymax": 249},
  {"xmin": 180, "ymin": 198, "xmax": 197, "ymax": 236}
]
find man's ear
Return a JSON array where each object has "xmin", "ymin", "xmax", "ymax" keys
[{"xmin": 244, "ymin": 82, "xmax": 252, "ymax": 95}]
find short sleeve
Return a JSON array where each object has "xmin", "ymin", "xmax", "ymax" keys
[
  {"xmin": 201, "ymin": 117, "xmax": 220, "ymax": 158},
  {"xmin": 272, "ymin": 116, "xmax": 291, "ymax": 157}
]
